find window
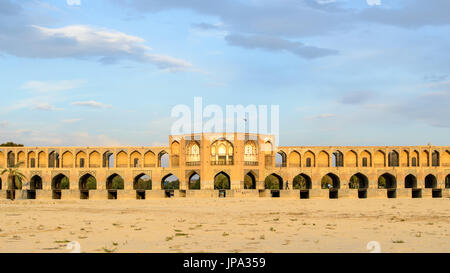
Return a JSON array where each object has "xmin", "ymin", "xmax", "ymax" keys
[
  {"xmin": 412, "ymin": 157, "xmax": 417, "ymax": 167},
  {"xmin": 30, "ymin": 158, "xmax": 36, "ymax": 168},
  {"xmin": 134, "ymin": 158, "xmax": 139, "ymax": 168},
  {"xmin": 362, "ymin": 157, "xmax": 368, "ymax": 167},
  {"xmin": 80, "ymin": 158, "xmax": 85, "ymax": 168},
  {"xmin": 306, "ymin": 158, "xmax": 311, "ymax": 167}
]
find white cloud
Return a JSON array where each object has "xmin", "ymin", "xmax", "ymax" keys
[
  {"xmin": 72, "ymin": 100, "xmax": 112, "ymax": 108},
  {"xmin": 32, "ymin": 103, "xmax": 62, "ymax": 111},
  {"xmin": 62, "ymin": 118, "xmax": 82, "ymax": 123},
  {"xmin": 366, "ymin": 0, "xmax": 381, "ymax": 6},
  {"xmin": 20, "ymin": 80, "xmax": 84, "ymax": 93},
  {"xmin": 67, "ymin": 0, "xmax": 81, "ymax": 6}
]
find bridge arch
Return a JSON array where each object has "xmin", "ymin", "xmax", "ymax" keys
[
  {"xmin": 244, "ymin": 171, "xmax": 256, "ymax": 189},
  {"xmin": 321, "ymin": 173, "xmax": 340, "ymax": 189},
  {"xmin": 378, "ymin": 173, "xmax": 396, "ymax": 189},
  {"xmin": 79, "ymin": 173, "xmax": 97, "ymax": 190},
  {"xmin": 293, "ymin": 173, "xmax": 312, "ymax": 189},
  {"xmin": 161, "ymin": 173, "xmax": 179, "ymax": 189},
  {"xmin": 214, "ymin": 171, "xmax": 230, "ymax": 190},
  {"xmin": 188, "ymin": 171, "xmax": 200, "ymax": 190},
  {"xmin": 349, "ymin": 173, "xmax": 368, "ymax": 189},
  {"xmin": 52, "ymin": 174, "xmax": 69, "ymax": 190},
  {"xmin": 425, "ymin": 174, "xmax": 437, "ymax": 189},
  {"xmin": 264, "ymin": 173, "xmax": 283, "ymax": 189},
  {"xmin": 134, "ymin": 173, "xmax": 152, "ymax": 190},
  {"xmin": 30, "ymin": 175, "xmax": 43, "ymax": 190},
  {"xmin": 404, "ymin": 174, "xmax": 417, "ymax": 188}
]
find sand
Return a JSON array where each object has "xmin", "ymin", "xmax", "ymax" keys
[{"xmin": 0, "ymin": 198, "xmax": 449, "ymax": 253}]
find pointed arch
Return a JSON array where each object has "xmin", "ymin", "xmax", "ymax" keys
[
  {"xmin": 318, "ymin": 151, "xmax": 330, "ymax": 167},
  {"xmin": 158, "ymin": 151, "xmax": 169, "ymax": 168},
  {"xmin": 421, "ymin": 150, "xmax": 429, "ymax": 167},
  {"xmin": 348, "ymin": 173, "xmax": 368, "ymax": 189},
  {"xmin": 374, "ymin": 150, "xmax": 385, "ymax": 167},
  {"xmin": 360, "ymin": 150, "xmax": 371, "ymax": 167},
  {"xmin": 27, "ymin": 151, "xmax": 36, "ymax": 168},
  {"xmin": 106, "ymin": 173, "xmax": 124, "ymax": 190},
  {"xmin": 411, "ymin": 150, "xmax": 419, "ymax": 167},
  {"xmin": 130, "ymin": 151, "xmax": 142, "ymax": 168},
  {"xmin": 388, "ymin": 150, "xmax": 399, "ymax": 167},
  {"xmin": 116, "ymin": 150, "xmax": 128, "ymax": 168},
  {"xmin": 7, "ymin": 151, "xmax": 15, "ymax": 167},
  {"xmin": 52, "ymin": 174, "xmax": 69, "ymax": 190},
  {"xmin": 264, "ymin": 173, "xmax": 283, "ymax": 189},
  {"xmin": 102, "ymin": 150, "xmax": 114, "ymax": 168},
  {"xmin": 38, "ymin": 151, "xmax": 47, "ymax": 168},
  {"xmin": 48, "ymin": 151, "xmax": 60, "ymax": 168},
  {"xmin": 30, "ymin": 175, "xmax": 43, "ymax": 190},
  {"xmin": 17, "ymin": 151, "xmax": 25, "ymax": 165},
  {"xmin": 345, "ymin": 150, "xmax": 357, "ymax": 167},
  {"xmin": 431, "ymin": 151, "xmax": 440, "ymax": 167},
  {"xmin": 134, "ymin": 173, "xmax": 152, "ymax": 190},
  {"xmin": 214, "ymin": 171, "xmax": 231, "ymax": 190},
  {"xmin": 188, "ymin": 171, "xmax": 200, "ymax": 190},
  {"xmin": 244, "ymin": 171, "xmax": 256, "ymax": 189},
  {"xmin": 161, "ymin": 173, "xmax": 179, "ymax": 189},
  {"xmin": 303, "ymin": 150, "xmax": 315, "ymax": 167},
  {"xmin": 61, "ymin": 151, "xmax": 74, "ymax": 168},
  {"xmin": 0, "ymin": 151, "xmax": 4, "ymax": 168},
  {"xmin": 79, "ymin": 173, "xmax": 97, "ymax": 190},
  {"xmin": 293, "ymin": 173, "xmax": 312, "ymax": 190},
  {"xmin": 288, "ymin": 151, "xmax": 301, "ymax": 167},
  {"xmin": 76, "ymin": 151, "xmax": 87, "ymax": 168},
  {"xmin": 144, "ymin": 150, "xmax": 156, "ymax": 167},
  {"xmin": 378, "ymin": 173, "xmax": 396, "ymax": 189},
  {"xmin": 321, "ymin": 173, "xmax": 340, "ymax": 189},
  {"xmin": 425, "ymin": 174, "xmax": 437, "ymax": 188},
  {"xmin": 332, "ymin": 151, "xmax": 343, "ymax": 167},
  {"xmin": 89, "ymin": 151, "xmax": 101, "ymax": 168},
  {"xmin": 400, "ymin": 150, "xmax": 409, "ymax": 167},
  {"xmin": 442, "ymin": 151, "xmax": 450, "ymax": 167},
  {"xmin": 275, "ymin": 151, "xmax": 287, "ymax": 167},
  {"xmin": 405, "ymin": 174, "xmax": 417, "ymax": 188}
]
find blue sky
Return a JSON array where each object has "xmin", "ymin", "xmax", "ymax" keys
[{"xmin": 1, "ymin": 0, "xmax": 450, "ymax": 147}]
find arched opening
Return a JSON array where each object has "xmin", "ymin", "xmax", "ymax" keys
[
  {"xmin": 214, "ymin": 172, "xmax": 230, "ymax": 190},
  {"xmin": 134, "ymin": 173, "xmax": 152, "ymax": 190},
  {"xmin": 106, "ymin": 173, "xmax": 124, "ymax": 190},
  {"xmin": 275, "ymin": 151, "xmax": 287, "ymax": 167},
  {"xmin": 48, "ymin": 151, "xmax": 60, "ymax": 168},
  {"xmin": 244, "ymin": 141, "xmax": 258, "ymax": 165},
  {"xmin": 159, "ymin": 151, "xmax": 169, "ymax": 168},
  {"xmin": 432, "ymin": 151, "xmax": 440, "ymax": 167},
  {"xmin": 7, "ymin": 151, "xmax": 15, "ymax": 167},
  {"xmin": 318, "ymin": 151, "xmax": 330, "ymax": 167},
  {"xmin": 30, "ymin": 175, "xmax": 43, "ymax": 190},
  {"xmin": 348, "ymin": 173, "xmax": 368, "ymax": 189},
  {"xmin": 211, "ymin": 139, "xmax": 234, "ymax": 166},
  {"xmin": 189, "ymin": 172, "xmax": 200, "ymax": 190},
  {"xmin": 116, "ymin": 151, "xmax": 128, "ymax": 168},
  {"xmin": 103, "ymin": 151, "xmax": 114, "ymax": 168},
  {"xmin": 425, "ymin": 174, "xmax": 437, "ymax": 188},
  {"xmin": 61, "ymin": 151, "xmax": 74, "ymax": 168},
  {"xmin": 130, "ymin": 151, "xmax": 141, "ymax": 168},
  {"xmin": 161, "ymin": 174, "xmax": 179, "ymax": 190},
  {"xmin": 293, "ymin": 174, "xmax": 312, "ymax": 190},
  {"xmin": 446, "ymin": 174, "xmax": 450, "ymax": 188},
  {"xmin": 89, "ymin": 151, "xmax": 101, "ymax": 168},
  {"xmin": 51, "ymin": 174, "xmax": 69, "ymax": 199},
  {"xmin": 288, "ymin": 151, "xmax": 300, "ymax": 168},
  {"xmin": 404, "ymin": 174, "xmax": 417, "ymax": 188},
  {"xmin": 388, "ymin": 151, "xmax": 399, "ymax": 167},
  {"xmin": 264, "ymin": 141, "xmax": 273, "ymax": 167},
  {"xmin": 79, "ymin": 174, "xmax": 97, "ymax": 190},
  {"xmin": 378, "ymin": 173, "xmax": 397, "ymax": 189},
  {"xmin": 360, "ymin": 150, "xmax": 371, "ymax": 167},
  {"xmin": 332, "ymin": 151, "xmax": 343, "ymax": 167},
  {"xmin": 186, "ymin": 141, "xmax": 200, "ymax": 165},
  {"xmin": 244, "ymin": 172, "xmax": 256, "ymax": 189},
  {"xmin": 264, "ymin": 173, "xmax": 283, "ymax": 190},
  {"xmin": 321, "ymin": 173, "xmax": 340, "ymax": 189}
]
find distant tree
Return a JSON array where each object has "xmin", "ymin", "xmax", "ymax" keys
[
  {"xmin": 60, "ymin": 177, "xmax": 70, "ymax": 189},
  {"xmin": 264, "ymin": 175, "xmax": 280, "ymax": 189},
  {"xmin": 1, "ymin": 162, "xmax": 26, "ymax": 200},
  {"xmin": 378, "ymin": 176, "xmax": 386, "ymax": 189},
  {"xmin": 348, "ymin": 175, "xmax": 359, "ymax": 189},
  {"xmin": 164, "ymin": 179, "xmax": 180, "ymax": 190},
  {"xmin": 293, "ymin": 175, "xmax": 307, "ymax": 189},
  {"xmin": 214, "ymin": 174, "xmax": 230, "ymax": 190},
  {"xmin": 244, "ymin": 175, "xmax": 253, "ymax": 189},
  {"xmin": 321, "ymin": 175, "xmax": 333, "ymax": 189},
  {"xmin": 86, "ymin": 176, "xmax": 97, "ymax": 190},
  {"xmin": 135, "ymin": 178, "xmax": 152, "ymax": 190},
  {"xmin": 109, "ymin": 176, "xmax": 124, "ymax": 190},
  {"xmin": 0, "ymin": 142, "xmax": 24, "ymax": 147},
  {"xmin": 189, "ymin": 178, "xmax": 200, "ymax": 190}
]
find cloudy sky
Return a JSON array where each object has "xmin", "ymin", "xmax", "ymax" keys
[{"xmin": 1, "ymin": 0, "xmax": 450, "ymax": 147}]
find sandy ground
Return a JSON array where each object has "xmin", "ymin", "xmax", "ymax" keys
[{"xmin": 0, "ymin": 198, "xmax": 449, "ymax": 253}]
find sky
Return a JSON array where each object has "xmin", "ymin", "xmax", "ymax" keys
[{"xmin": 1, "ymin": 0, "xmax": 450, "ymax": 147}]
